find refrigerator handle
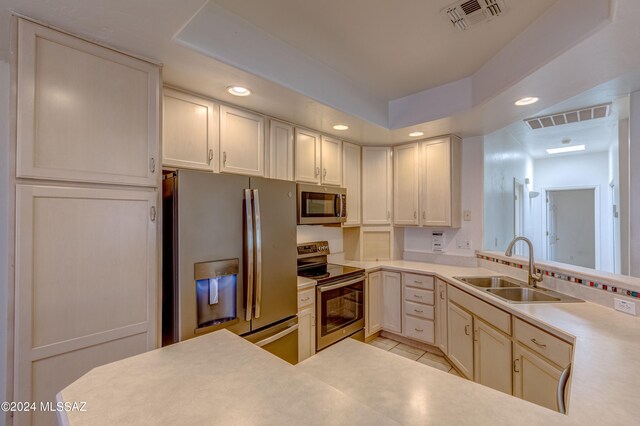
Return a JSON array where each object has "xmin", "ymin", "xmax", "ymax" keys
[
  {"xmin": 253, "ymin": 189, "xmax": 263, "ymax": 318},
  {"xmin": 244, "ymin": 189, "xmax": 254, "ymax": 322}
]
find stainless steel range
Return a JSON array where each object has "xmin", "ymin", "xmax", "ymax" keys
[{"xmin": 297, "ymin": 241, "xmax": 365, "ymax": 351}]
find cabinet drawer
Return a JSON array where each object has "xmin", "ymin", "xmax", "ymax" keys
[
  {"xmin": 402, "ymin": 273, "xmax": 434, "ymax": 290},
  {"xmin": 404, "ymin": 300, "xmax": 434, "ymax": 320},
  {"xmin": 404, "ymin": 316, "xmax": 435, "ymax": 344},
  {"xmin": 297, "ymin": 288, "xmax": 315, "ymax": 310},
  {"xmin": 448, "ymin": 285, "xmax": 511, "ymax": 335},
  {"xmin": 514, "ymin": 318, "xmax": 572, "ymax": 367},
  {"xmin": 404, "ymin": 287, "xmax": 434, "ymax": 305}
]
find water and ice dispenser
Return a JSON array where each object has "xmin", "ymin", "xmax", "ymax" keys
[{"xmin": 194, "ymin": 259, "xmax": 238, "ymax": 329}]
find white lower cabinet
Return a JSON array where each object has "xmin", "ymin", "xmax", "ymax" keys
[
  {"xmin": 381, "ymin": 271, "xmax": 402, "ymax": 333},
  {"xmin": 402, "ymin": 273, "xmax": 435, "ymax": 344},
  {"xmin": 297, "ymin": 288, "xmax": 315, "ymax": 362},
  {"xmin": 514, "ymin": 343, "xmax": 566, "ymax": 412},
  {"xmin": 435, "ymin": 279, "xmax": 448, "ymax": 354},
  {"xmin": 366, "ymin": 271, "xmax": 383, "ymax": 337},
  {"xmin": 447, "ymin": 302, "xmax": 474, "ymax": 379},
  {"xmin": 474, "ymin": 318, "xmax": 512, "ymax": 395}
]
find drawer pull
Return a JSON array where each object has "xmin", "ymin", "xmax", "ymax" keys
[
  {"xmin": 300, "ymin": 297, "xmax": 310, "ymax": 302},
  {"xmin": 414, "ymin": 309, "xmax": 424, "ymax": 313},
  {"xmin": 414, "ymin": 280, "xmax": 423, "ymax": 284},
  {"xmin": 413, "ymin": 295, "xmax": 423, "ymax": 299},
  {"xmin": 531, "ymin": 338, "xmax": 547, "ymax": 349},
  {"xmin": 414, "ymin": 328, "xmax": 423, "ymax": 332}
]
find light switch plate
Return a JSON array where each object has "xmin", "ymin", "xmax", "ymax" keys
[
  {"xmin": 463, "ymin": 210, "xmax": 471, "ymax": 221},
  {"xmin": 614, "ymin": 298, "xmax": 636, "ymax": 315}
]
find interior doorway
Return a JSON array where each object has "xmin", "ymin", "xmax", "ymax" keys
[
  {"xmin": 513, "ymin": 179, "xmax": 525, "ymax": 256},
  {"xmin": 546, "ymin": 188, "xmax": 597, "ymax": 269}
]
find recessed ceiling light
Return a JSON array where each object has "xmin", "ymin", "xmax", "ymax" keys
[
  {"xmin": 546, "ymin": 145, "xmax": 585, "ymax": 155},
  {"xmin": 515, "ymin": 97, "xmax": 539, "ymax": 106},
  {"xmin": 409, "ymin": 131, "xmax": 424, "ymax": 137},
  {"xmin": 333, "ymin": 124, "xmax": 349, "ymax": 130},
  {"xmin": 227, "ymin": 86, "xmax": 251, "ymax": 96}
]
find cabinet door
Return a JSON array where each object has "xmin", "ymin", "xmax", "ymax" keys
[
  {"xmin": 393, "ymin": 143, "xmax": 419, "ymax": 225},
  {"xmin": 420, "ymin": 138, "xmax": 451, "ymax": 226},
  {"xmin": 474, "ymin": 318, "xmax": 512, "ymax": 395},
  {"xmin": 436, "ymin": 279, "xmax": 448, "ymax": 355},
  {"xmin": 295, "ymin": 128, "xmax": 321, "ymax": 184},
  {"xmin": 447, "ymin": 302, "xmax": 474, "ymax": 379},
  {"xmin": 362, "ymin": 147, "xmax": 392, "ymax": 224},
  {"xmin": 269, "ymin": 120, "xmax": 294, "ymax": 181},
  {"xmin": 163, "ymin": 88, "xmax": 218, "ymax": 172},
  {"xmin": 321, "ymin": 136, "xmax": 342, "ymax": 186},
  {"xmin": 366, "ymin": 272, "xmax": 383, "ymax": 337},
  {"xmin": 17, "ymin": 19, "xmax": 159, "ymax": 186},
  {"xmin": 220, "ymin": 106, "xmax": 265, "ymax": 176},
  {"xmin": 15, "ymin": 184, "xmax": 157, "ymax": 425},
  {"xmin": 381, "ymin": 271, "xmax": 402, "ymax": 333},
  {"xmin": 342, "ymin": 142, "xmax": 361, "ymax": 226},
  {"xmin": 297, "ymin": 306, "xmax": 315, "ymax": 362},
  {"xmin": 514, "ymin": 343, "xmax": 565, "ymax": 412}
]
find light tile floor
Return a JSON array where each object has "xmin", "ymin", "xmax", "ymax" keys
[{"xmin": 368, "ymin": 336, "xmax": 462, "ymax": 377}]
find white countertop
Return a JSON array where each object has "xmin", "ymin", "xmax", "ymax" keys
[{"xmin": 297, "ymin": 275, "xmax": 316, "ymax": 290}]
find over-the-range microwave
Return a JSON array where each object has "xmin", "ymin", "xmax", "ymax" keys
[{"xmin": 297, "ymin": 183, "xmax": 347, "ymax": 225}]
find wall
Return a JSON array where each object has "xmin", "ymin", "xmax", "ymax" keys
[
  {"xmin": 297, "ymin": 225, "xmax": 343, "ymax": 255},
  {"xmin": 609, "ymin": 139, "xmax": 621, "ymax": 274},
  {"xmin": 0, "ymin": 59, "xmax": 10, "ymax": 426},
  {"xmin": 532, "ymin": 151, "xmax": 613, "ymax": 272},
  {"xmin": 629, "ymin": 91, "xmax": 640, "ymax": 277},
  {"xmin": 403, "ymin": 136, "xmax": 483, "ymax": 261},
  {"xmin": 482, "ymin": 131, "xmax": 534, "ymax": 252},
  {"xmin": 619, "ymin": 118, "xmax": 630, "ymax": 275}
]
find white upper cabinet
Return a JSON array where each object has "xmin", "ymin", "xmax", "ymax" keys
[
  {"xmin": 219, "ymin": 105, "xmax": 265, "ymax": 177},
  {"xmin": 295, "ymin": 128, "xmax": 322, "ymax": 184},
  {"xmin": 420, "ymin": 136, "xmax": 462, "ymax": 227},
  {"xmin": 268, "ymin": 120, "xmax": 294, "ymax": 181},
  {"xmin": 321, "ymin": 136, "xmax": 342, "ymax": 186},
  {"xmin": 362, "ymin": 147, "xmax": 392, "ymax": 224},
  {"xmin": 342, "ymin": 142, "xmax": 361, "ymax": 226},
  {"xmin": 16, "ymin": 20, "xmax": 159, "ymax": 186},
  {"xmin": 163, "ymin": 88, "xmax": 218, "ymax": 172},
  {"xmin": 393, "ymin": 143, "xmax": 419, "ymax": 225}
]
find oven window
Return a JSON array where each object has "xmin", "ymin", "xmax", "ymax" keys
[
  {"xmin": 319, "ymin": 281, "xmax": 364, "ymax": 336},
  {"xmin": 301, "ymin": 192, "xmax": 336, "ymax": 217}
]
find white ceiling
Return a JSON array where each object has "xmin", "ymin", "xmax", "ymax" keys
[{"xmin": 1, "ymin": 0, "xmax": 640, "ymax": 147}]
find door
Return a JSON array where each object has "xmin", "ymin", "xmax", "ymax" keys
[
  {"xmin": 547, "ymin": 189, "xmax": 596, "ymax": 268},
  {"xmin": 514, "ymin": 343, "xmax": 565, "ymax": 412},
  {"xmin": 220, "ymin": 105, "xmax": 265, "ymax": 176},
  {"xmin": 249, "ymin": 177, "xmax": 298, "ymax": 330},
  {"xmin": 474, "ymin": 318, "xmax": 512, "ymax": 395},
  {"xmin": 421, "ymin": 138, "xmax": 451, "ymax": 226},
  {"xmin": 163, "ymin": 88, "xmax": 218, "ymax": 172},
  {"xmin": 447, "ymin": 302, "xmax": 473, "ymax": 379},
  {"xmin": 342, "ymin": 142, "xmax": 361, "ymax": 226},
  {"xmin": 366, "ymin": 272, "xmax": 383, "ymax": 336},
  {"xmin": 362, "ymin": 147, "xmax": 392, "ymax": 224},
  {"xmin": 321, "ymin": 136, "xmax": 342, "ymax": 186},
  {"xmin": 381, "ymin": 271, "xmax": 402, "ymax": 333},
  {"xmin": 394, "ymin": 143, "xmax": 420, "ymax": 225},
  {"xmin": 176, "ymin": 171, "xmax": 251, "ymax": 339},
  {"xmin": 295, "ymin": 128, "xmax": 321, "ymax": 183},
  {"xmin": 436, "ymin": 279, "xmax": 448, "ymax": 354},
  {"xmin": 269, "ymin": 120, "xmax": 294, "ymax": 181}
]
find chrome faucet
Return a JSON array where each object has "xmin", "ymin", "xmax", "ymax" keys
[{"xmin": 505, "ymin": 236, "xmax": 543, "ymax": 288}]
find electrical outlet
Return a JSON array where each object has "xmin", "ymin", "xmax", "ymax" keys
[
  {"xmin": 614, "ymin": 298, "xmax": 637, "ymax": 315},
  {"xmin": 463, "ymin": 210, "xmax": 471, "ymax": 221},
  {"xmin": 456, "ymin": 240, "xmax": 472, "ymax": 249}
]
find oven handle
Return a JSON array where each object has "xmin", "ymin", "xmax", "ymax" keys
[{"xmin": 318, "ymin": 276, "xmax": 364, "ymax": 292}]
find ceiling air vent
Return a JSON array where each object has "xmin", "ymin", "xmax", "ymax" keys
[
  {"xmin": 442, "ymin": 0, "xmax": 506, "ymax": 31},
  {"xmin": 524, "ymin": 103, "xmax": 612, "ymax": 130}
]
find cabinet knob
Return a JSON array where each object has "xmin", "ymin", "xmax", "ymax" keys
[
  {"xmin": 413, "ymin": 294, "xmax": 423, "ymax": 299},
  {"xmin": 513, "ymin": 359, "xmax": 520, "ymax": 373},
  {"xmin": 149, "ymin": 157, "xmax": 156, "ymax": 173},
  {"xmin": 414, "ymin": 309, "xmax": 423, "ymax": 313}
]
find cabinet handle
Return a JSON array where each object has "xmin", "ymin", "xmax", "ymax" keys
[
  {"xmin": 413, "ymin": 294, "xmax": 423, "ymax": 299},
  {"xmin": 323, "ymin": 168, "xmax": 327, "ymax": 178},
  {"xmin": 464, "ymin": 324, "xmax": 470, "ymax": 335},
  {"xmin": 531, "ymin": 338, "xmax": 547, "ymax": 349},
  {"xmin": 208, "ymin": 149, "xmax": 214, "ymax": 164},
  {"xmin": 414, "ymin": 328, "xmax": 423, "ymax": 332},
  {"xmin": 414, "ymin": 280, "xmax": 423, "ymax": 284},
  {"xmin": 413, "ymin": 309, "xmax": 424, "ymax": 313},
  {"xmin": 150, "ymin": 206, "xmax": 156, "ymax": 222},
  {"xmin": 223, "ymin": 151, "xmax": 227, "ymax": 166},
  {"xmin": 513, "ymin": 359, "xmax": 520, "ymax": 373},
  {"xmin": 440, "ymin": 290, "xmax": 445, "ymax": 300},
  {"xmin": 149, "ymin": 157, "xmax": 156, "ymax": 173},
  {"xmin": 315, "ymin": 166, "xmax": 320, "ymax": 177},
  {"xmin": 300, "ymin": 297, "xmax": 310, "ymax": 302}
]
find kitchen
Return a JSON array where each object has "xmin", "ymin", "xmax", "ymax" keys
[{"xmin": 2, "ymin": 0, "xmax": 640, "ymax": 425}]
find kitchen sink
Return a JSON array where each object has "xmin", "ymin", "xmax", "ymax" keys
[
  {"xmin": 486, "ymin": 287, "xmax": 561, "ymax": 303},
  {"xmin": 454, "ymin": 276, "xmax": 523, "ymax": 288}
]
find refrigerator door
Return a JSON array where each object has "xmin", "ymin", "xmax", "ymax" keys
[
  {"xmin": 177, "ymin": 170, "xmax": 251, "ymax": 340},
  {"xmin": 243, "ymin": 316, "xmax": 299, "ymax": 365},
  {"xmin": 249, "ymin": 177, "xmax": 298, "ymax": 330}
]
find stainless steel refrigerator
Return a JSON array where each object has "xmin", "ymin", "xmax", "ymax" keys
[{"xmin": 162, "ymin": 170, "xmax": 298, "ymax": 363}]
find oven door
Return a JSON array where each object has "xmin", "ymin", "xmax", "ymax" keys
[
  {"xmin": 316, "ymin": 276, "xmax": 365, "ymax": 350},
  {"xmin": 297, "ymin": 184, "xmax": 346, "ymax": 224}
]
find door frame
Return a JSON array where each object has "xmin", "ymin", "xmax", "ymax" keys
[
  {"xmin": 513, "ymin": 178, "xmax": 525, "ymax": 256},
  {"xmin": 543, "ymin": 185, "xmax": 600, "ymax": 269}
]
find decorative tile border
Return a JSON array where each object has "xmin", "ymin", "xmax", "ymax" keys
[{"xmin": 477, "ymin": 254, "xmax": 640, "ymax": 299}]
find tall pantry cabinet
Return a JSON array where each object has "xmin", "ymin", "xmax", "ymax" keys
[{"xmin": 13, "ymin": 19, "xmax": 160, "ymax": 425}]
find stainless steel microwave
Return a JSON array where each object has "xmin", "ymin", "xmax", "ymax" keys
[{"xmin": 297, "ymin": 184, "xmax": 347, "ymax": 225}]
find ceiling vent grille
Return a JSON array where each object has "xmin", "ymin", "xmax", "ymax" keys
[
  {"xmin": 524, "ymin": 103, "xmax": 612, "ymax": 130},
  {"xmin": 442, "ymin": 0, "xmax": 506, "ymax": 31}
]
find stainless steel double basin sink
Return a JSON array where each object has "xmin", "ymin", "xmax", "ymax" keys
[{"xmin": 452, "ymin": 276, "xmax": 583, "ymax": 304}]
